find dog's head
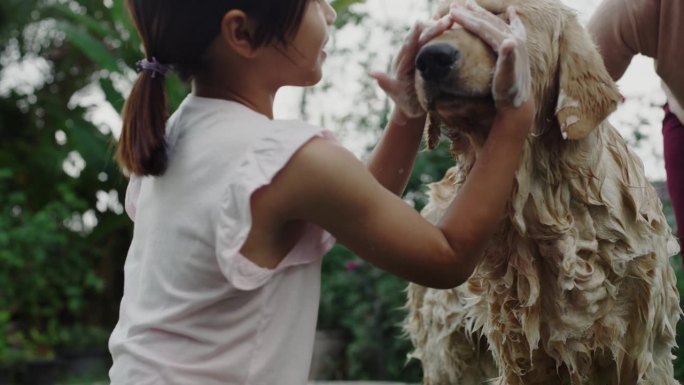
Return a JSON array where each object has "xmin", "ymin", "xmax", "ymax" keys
[{"xmin": 416, "ymin": 0, "xmax": 621, "ymax": 148}]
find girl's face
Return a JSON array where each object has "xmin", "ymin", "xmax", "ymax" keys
[{"xmin": 280, "ymin": 0, "xmax": 337, "ymax": 86}]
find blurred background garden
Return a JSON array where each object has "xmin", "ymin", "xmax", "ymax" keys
[{"xmin": 0, "ymin": 0, "xmax": 681, "ymax": 384}]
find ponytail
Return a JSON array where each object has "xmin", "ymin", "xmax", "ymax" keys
[
  {"xmin": 116, "ymin": 69, "xmax": 168, "ymax": 176},
  {"xmin": 117, "ymin": 0, "xmax": 312, "ymax": 176}
]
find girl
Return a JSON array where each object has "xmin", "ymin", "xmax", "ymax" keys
[{"xmin": 109, "ymin": 0, "xmax": 534, "ymax": 384}]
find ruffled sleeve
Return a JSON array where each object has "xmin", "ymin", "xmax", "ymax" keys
[
  {"xmin": 125, "ymin": 175, "xmax": 142, "ymax": 222},
  {"xmin": 215, "ymin": 122, "xmax": 337, "ymax": 291}
]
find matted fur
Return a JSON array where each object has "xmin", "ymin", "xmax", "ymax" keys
[{"xmin": 406, "ymin": 1, "xmax": 682, "ymax": 384}]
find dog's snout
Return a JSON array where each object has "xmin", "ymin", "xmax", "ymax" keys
[{"xmin": 416, "ymin": 43, "xmax": 459, "ymax": 82}]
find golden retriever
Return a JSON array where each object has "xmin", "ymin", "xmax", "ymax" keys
[{"xmin": 406, "ymin": 0, "xmax": 682, "ymax": 384}]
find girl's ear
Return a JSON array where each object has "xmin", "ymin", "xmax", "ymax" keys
[{"xmin": 219, "ymin": 10, "xmax": 260, "ymax": 58}]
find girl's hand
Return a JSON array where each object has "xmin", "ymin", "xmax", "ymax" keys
[
  {"xmin": 371, "ymin": 16, "xmax": 456, "ymax": 121},
  {"xmin": 450, "ymin": 0, "xmax": 531, "ymax": 109}
]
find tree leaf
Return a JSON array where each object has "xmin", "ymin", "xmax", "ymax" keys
[
  {"xmin": 99, "ymin": 76, "xmax": 124, "ymax": 113},
  {"xmin": 49, "ymin": 3, "xmax": 112, "ymax": 39},
  {"xmin": 57, "ymin": 20, "xmax": 120, "ymax": 73}
]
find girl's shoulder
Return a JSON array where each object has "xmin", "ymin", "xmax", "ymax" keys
[
  {"xmin": 166, "ymin": 94, "xmax": 338, "ymax": 188},
  {"xmin": 228, "ymin": 117, "xmax": 337, "ymax": 188},
  {"xmin": 174, "ymin": 94, "xmax": 333, "ymax": 141}
]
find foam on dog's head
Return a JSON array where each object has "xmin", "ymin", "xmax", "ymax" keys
[
  {"xmin": 416, "ymin": 0, "xmax": 621, "ymax": 147},
  {"xmin": 416, "ymin": 3, "xmax": 498, "ymax": 147}
]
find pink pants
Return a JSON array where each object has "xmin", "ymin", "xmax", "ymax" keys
[{"xmin": 663, "ymin": 104, "xmax": 684, "ymax": 254}]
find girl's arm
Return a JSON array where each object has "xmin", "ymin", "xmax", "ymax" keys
[
  {"xmin": 250, "ymin": 97, "xmax": 531, "ymax": 289},
  {"xmin": 242, "ymin": 4, "xmax": 533, "ymax": 289},
  {"xmin": 366, "ymin": 17, "xmax": 454, "ymax": 195},
  {"xmin": 365, "ymin": 110, "xmax": 425, "ymax": 196}
]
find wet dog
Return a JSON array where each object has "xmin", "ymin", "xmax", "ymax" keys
[{"xmin": 406, "ymin": 1, "xmax": 682, "ymax": 384}]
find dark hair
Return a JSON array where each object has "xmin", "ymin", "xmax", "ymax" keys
[{"xmin": 117, "ymin": 0, "xmax": 310, "ymax": 176}]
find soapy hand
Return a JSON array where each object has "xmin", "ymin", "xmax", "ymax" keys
[
  {"xmin": 450, "ymin": 0, "xmax": 531, "ymax": 108},
  {"xmin": 371, "ymin": 15, "xmax": 456, "ymax": 120}
]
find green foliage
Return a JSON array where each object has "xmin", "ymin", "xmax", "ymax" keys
[
  {"xmin": 45, "ymin": 0, "xmax": 189, "ymax": 112},
  {"xmin": 0, "ymin": 168, "xmax": 106, "ymax": 363},
  {"xmin": 0, "ymin": 0, "xmax": 135, "ymax": 365},
  {"xmin": 54, "ymin": 324, "xmax": 110, "ymax": 351},
  {"xmin": 331, "ymin": 0, "xmax": 367, "ymax": 27},
  {"xmin": 405, "ymin": 140, "xmax": 455, "ymax": 211},
  {"xmin": 320, "ymin": 245, "xmax": 422, "ymax": 381}
]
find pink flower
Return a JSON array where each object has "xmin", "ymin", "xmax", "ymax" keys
[{"xmin": 345, "ymin": 260, "xmax": 361, "ymax": 271}]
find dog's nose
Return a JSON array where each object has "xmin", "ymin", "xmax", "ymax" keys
[{"xmin": 416, "ymin": 43, "xmax": 459, "ymax": 82}]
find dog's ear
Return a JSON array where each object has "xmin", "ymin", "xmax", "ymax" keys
[{"xmin": 555, "ymin": 12, "xmax": 621, "ymax": 140}]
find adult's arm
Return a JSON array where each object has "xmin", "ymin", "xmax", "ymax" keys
[{"xmin": 586, "ymin": 0, "xmax": 659, "ymax": 80}]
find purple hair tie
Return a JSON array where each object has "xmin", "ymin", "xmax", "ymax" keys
[{"xmin": 135, "ymin": 57, "xmax": 171, "ymax": 78}]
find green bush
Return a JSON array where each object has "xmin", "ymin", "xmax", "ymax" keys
[
  {"xmin": 0, "ymin": 168, "xmax": 106, "ymax": 364},
  {"xmin": 319, "ymin": 244, "xmax": 422, "ymax": 381},
  {"xmin": 54, "ymin": 324, "xmax": 111, "ymax": 352}
]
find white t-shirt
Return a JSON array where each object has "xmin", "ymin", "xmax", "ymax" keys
[{"xmin": 109, "ymin": 95, "xmax": 336, "ymax": 385}]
